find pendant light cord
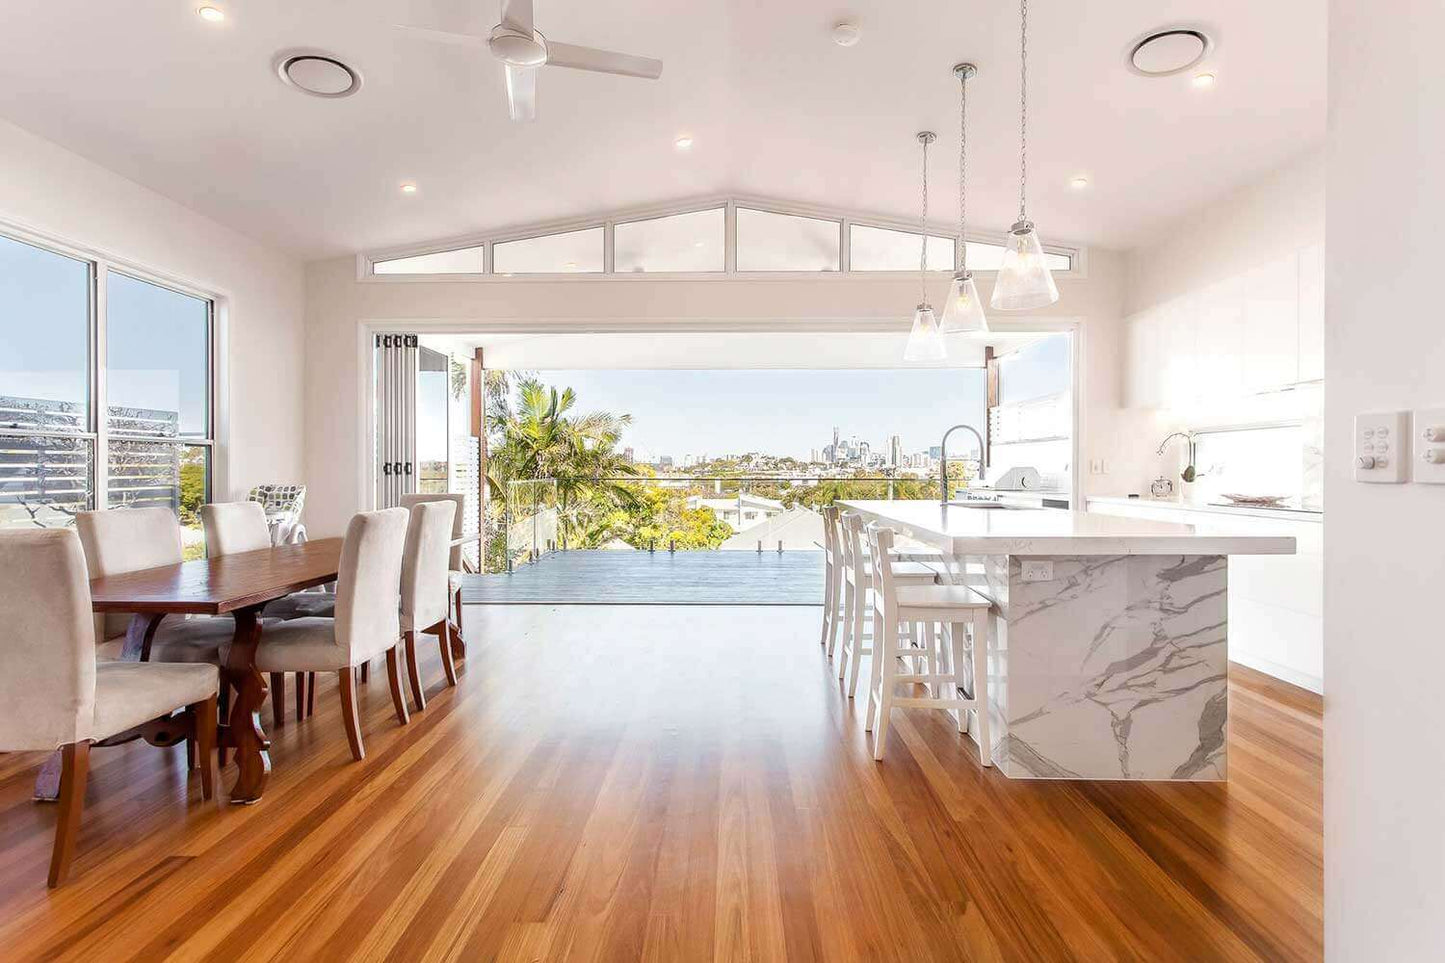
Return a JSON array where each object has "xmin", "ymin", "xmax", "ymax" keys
[
  {"xmin": 1018, "ymin": 0, "xmax": 1029, "ymax": 222},
  {"xmin": 958, "ymin": 71, "xmax": 968, "ymax": 273},
  {"xmin": 919, "ymin": 134, "xmax": 930, "ymax": 303}
]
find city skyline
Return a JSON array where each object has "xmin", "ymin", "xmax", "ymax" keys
[{"xmin": 529, "ymin": 368, "xmax": 988, "ymax": 465}]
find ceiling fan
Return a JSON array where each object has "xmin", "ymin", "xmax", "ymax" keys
[{"xmin": 395, "ymin": 0, "xmax": 663, "ymax": 122}]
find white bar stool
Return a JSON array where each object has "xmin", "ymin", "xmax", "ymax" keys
[
  {"xmin": 864, "ymin": 525, "xmax": 994, "ymax": 765},
  {"xmin": 837, "ymin": 512, "xmax": 939, "ymax": 698},
  {"xmin": 819, "ymin": 505, "xmax": 844, "ymax": 656}
]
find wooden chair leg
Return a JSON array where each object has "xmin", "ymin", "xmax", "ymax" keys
[
  {"xmin": 385, "ymin": 645, "xmax": 411, "ymax": 725},
  {"xmin": 437, "ymin": 621, "xmax": 458, "ymax": 687},
  {"xmin": 339, "ymin": 669, "xmax": 365, "ymax": 761},
  {"xmin": 294, "ymin": 671, "xmax": 306, "ymax": 721},
  {"xmin": 307, "ymin": 672, "xmax": 316, "ymax": 717},
  {"xmin": 48, "ymin": 741, "xmax": 91, "ymax": 887},
  {"xmin": 270, "ymin": 672, "xmax": 285, "ymax": 726},
  {"xmin": 404, "ymin": 630, "xmax": 426, "ymax": 711},
  {"xmin": 191, "ymin": 694, "xmax": 217, "ymax": 800},
  {"xmin": 451, "ymin": 586, "xmax": 467, "ymax": 658},
  {"xmin": 217, "ymin": 681, "xmax": 231, "ymax": 768}
]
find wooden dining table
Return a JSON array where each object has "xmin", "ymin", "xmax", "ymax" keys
[{"xmin": 40, "ymin": 538, "xmax": 344, "ymax": 804}]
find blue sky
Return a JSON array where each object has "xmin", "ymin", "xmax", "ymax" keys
[
  {"xmin": 1, "ymin": 234, "xmax": 209, "ymax": 435},
  {"xmin": 529, "ymin": 368, "xmax": 989, "ymax": 463}
]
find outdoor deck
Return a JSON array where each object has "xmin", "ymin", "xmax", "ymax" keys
[{"xmin": 461, "ymin": 549, "xmax": 825, "ymax": 605}]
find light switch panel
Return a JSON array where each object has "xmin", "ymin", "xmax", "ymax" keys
[
  {"xmin": 1355, "ymin": 411, "xmax": 1409, "ymax": 483},
  {"xmin": 1414, "ymin": 408, "xmax": 1445, "ymax": 484}
]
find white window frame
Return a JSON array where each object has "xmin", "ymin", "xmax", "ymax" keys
[
  {"xmin": 0, "ymin": 220, "xmax": 221, "ymax": 523},
  {"xmin": 358, "ymin": 194, "xmax": 1085, "ymax": 282}
]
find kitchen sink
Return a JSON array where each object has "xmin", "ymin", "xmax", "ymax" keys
[{"xmin": 946, "ymin": 501, "xmax": 1037, "ymax": 510}]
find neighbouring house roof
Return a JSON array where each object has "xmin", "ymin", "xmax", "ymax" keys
[
  {"xmin": 719, "ymin": 508, "xmax": 824, "ymax": 551},
  {"xmin": 688, "ymin": 494, "xmax": 786, "ymax": 514}
]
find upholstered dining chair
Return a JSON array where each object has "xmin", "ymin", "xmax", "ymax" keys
[
  {"xmin": 200, "ymin": 501, "xmax": 311, "ymax": 725},
  {"xmin": 0, "ymin": 529, "xmax": 218, "ymax": 887},
  {"xmin": 247, "ymin": 508, "xmax": 411, "ymax": 761},
  {"xmin": 398, "ymin": 492, "xmax": 471, "ymax": 657},
  {"xmin": 400, "ymin": 499, "xmax": 458, "ymax": 711},
  {"xmin": 77, "ymin": 507, "xmax": 242, "ymax": 665}
]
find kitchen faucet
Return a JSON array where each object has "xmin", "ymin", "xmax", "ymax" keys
[
  {"xmin": 1156, "ymin": 431, "xmax": 1199, "ymax": 482},
  {"xmin": 939, "ymin": 423, "xmax": 986, "ymax": 506}
]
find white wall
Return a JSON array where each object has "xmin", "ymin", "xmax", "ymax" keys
[
  {"xmin": 0, "ymin": 118, "xmax": 305, "ymax": 499},
  {"xmin": 1325, "ymin": 1, "xmax": 1445, "ymax": 958},
  {"xmin": 303, "ymin": 251, "xmax": 1131, "ymax": 537}
]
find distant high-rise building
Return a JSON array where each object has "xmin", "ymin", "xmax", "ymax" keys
[
  {"xmin": 929, "ymin": 445, "xmax": 942, "ymax": 459},
  {"xmin": 831, "ymin": 426, "xmax": 840, "ymax": 464},
  {"xmin": 889, "ymin": 434, "xmax": 902, "ymax": 468},
  {"xmin": 810, "ymin": 448, "xmax": 820, "ymax": 464},
  {"xmin": 659, "ymin": 455, "xmax": 674, "ymax": 469},
  {"xmin": 623, "ymin": 447, "xmax": 635, "ymax": 463}
]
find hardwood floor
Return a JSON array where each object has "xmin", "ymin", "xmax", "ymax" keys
[{"xmin": 0, "ymin": 605, "xmax": 1322, "ymax": 962}]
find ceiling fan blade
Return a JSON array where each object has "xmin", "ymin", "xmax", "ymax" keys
[
  {"xmin": 505, "ymin": 63, "xmax": 537, "ymax": 121},
  {"xmin": 500, "ymin": 0, "xmax": 534, "ymax": 34},
  {"xmin": 545, "ymin": 42, "xmax": 663, "ymax": 79},
  {"xmin": 393, "ymin": 24, "xmax": 490, "ymax": 49}
]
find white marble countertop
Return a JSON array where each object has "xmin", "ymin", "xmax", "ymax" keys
[
  {"xmin": 1085, "ymin": 494, "xmax": 1324, "ymax": 524},
  {"xmin": 838, "ymin": 499, "xmax": 1297, "ymax": 556}
]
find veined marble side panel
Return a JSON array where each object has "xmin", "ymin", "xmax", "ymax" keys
[{"xmin": 992, "ymin": 554, "xmax": 1228, "ymax": 781}]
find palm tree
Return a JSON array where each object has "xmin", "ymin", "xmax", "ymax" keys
[{"xmin": 487, "ymin": 380, "xmax": 642, "ymax": 550}]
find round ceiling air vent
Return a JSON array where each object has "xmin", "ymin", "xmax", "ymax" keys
[
  {"xmin": 1127, "ymin": 29, "xmax": 1211, "ymax": 77},
  {"xmin": 275, "ymin": 52, "xmax": 363, "ymax": 98}
]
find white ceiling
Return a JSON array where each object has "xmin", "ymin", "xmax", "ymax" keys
[{"xmin": 0, "ymin": 0, "xmax": 1324, "ymax": 261}]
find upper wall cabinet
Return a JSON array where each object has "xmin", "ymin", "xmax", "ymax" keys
[{"xmin": 1125, "ymin": 244, "xmax": 1323, "ymax": 410}]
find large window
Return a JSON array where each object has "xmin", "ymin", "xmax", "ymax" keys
[
  {"xmin": 0, "ymin": 231, "xmax": 213, "ymax": 553},
  {"xmin": 735, "ymin": 209, "xmax": 841, "ymax": 271},
  {"xmin": 493, "ymin": 227, "xmax": 604, "ymax": 274},
  {"xmin": 849, "ymin": 224, "xmax": 955, "ymax": 271},
  {"xmin": 365, "ymin": 199, "xmax": 1080, "ymax": 278},
  {"xmin": 614, "ymin": 208, "xmax": 725, "ymax": 273}
]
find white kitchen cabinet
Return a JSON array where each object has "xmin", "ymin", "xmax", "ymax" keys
[
  {"xmin": 1194, "ymin": 275, "xmax": 1245, "ymax": 399},
  {"xmin": 1241, "ymin": 253, "xmax": 1301, "ymax": 392},
  {"xmin": 1297, "ymin": 243, "xmax": 1325, "ymax": 383},
  {"xmin": 1124, "ymin": 243, "xmax": 1320, "ymax": 410}
]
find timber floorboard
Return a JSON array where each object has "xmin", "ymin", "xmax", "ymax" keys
[{"xmin": 0, "ymin": 605, "xmax": 1322, "ymax": 962}]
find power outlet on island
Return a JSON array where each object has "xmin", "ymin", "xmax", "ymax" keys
[{"xmin": 1022, "ymin": 560, "xmax": 1054, "ymax": 582}]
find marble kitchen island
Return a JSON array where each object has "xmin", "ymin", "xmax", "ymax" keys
[{"xmin": 838, "ymin": 500, "xmax": 1296, "ymax": 781}]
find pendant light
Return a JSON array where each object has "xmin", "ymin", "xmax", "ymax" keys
[
  {"xmin": 939, "ymin": 63, "xmax": 988, "ymax": 333},
  {"xmin": 991, "ymin": 0, "xmax": 1060, "ymax": 311},
  {"xmin": 904, "ymin": 131, "xmax": 946, "ymax": 362}
]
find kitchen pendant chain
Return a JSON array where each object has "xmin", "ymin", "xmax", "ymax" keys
[
  {"xmin": 959, "ymin": 70, "xmax": 969, "ymax": 273},
  {"xmin": 1018, "ymin": 0, "xmax": 1029, "ymax": 221},
  {"xmin": 919, "ymin": 133, "xmax": 930, "ymax": 302}
]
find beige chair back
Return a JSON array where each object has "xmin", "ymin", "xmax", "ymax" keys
[
  {"xmin": 399, "ymin": 493, "xmax": 467, "ymax": 569},
  {"xmin": 401, "ymin": 500, "xmax": 456, "ymax": 632},
  {"xmin": 76, "ymin": 507, "xmax": 182, "ymax": 640},
  {"xmin": 0, "ymin": 530, "xmax": 97, "ymax": 750},
  {"xmin": 201, "ymin": 501, "xmax": 271, "ymax": 557},
  {"xmin": 333, "ymin": 508, "xmax": 409, "ymax": 664}
]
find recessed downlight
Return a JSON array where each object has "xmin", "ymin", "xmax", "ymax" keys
[
  {"xmin": 1070, "ymin": 176, "xmax": 1089, "ymax": 189},
  {"xmin": 197, "ymin": 5, "xmax": 225, "ymax": 23},
  {"xmin": 275, "ymin": 52, "xmax": 363, "ymax": 98},
  {"xmin": 1128, "ymin": 28, "xmax": 1211, "ymax": 77},
  {"xmin": 832, "ymin": 21, "xmax": 861, "ymax": 47},
  {"xmin": 1192, "ymin": 72, "xmax": 1217, "ymax": 89},
  {"xmin": 674, "ymin": 135, "xmax": 694, "ymax": 151},
  {"xmin": 400, "ymin": 182, "xmax": 418, "ymax": 194}
]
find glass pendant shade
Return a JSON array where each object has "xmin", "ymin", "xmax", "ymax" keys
[
  {"xmin": 939, "ymin": 271, "xmax": 988, "ymax": 333},
  {"xmin": 903, "ymin": 303, "xmax": 947, "ymax": 362},
  {"xmin": 990, "ymin": 220, "xmax": 1059, "ymax": 310}
]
